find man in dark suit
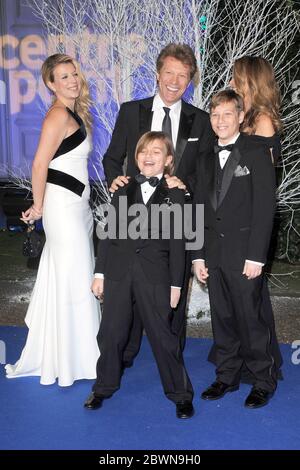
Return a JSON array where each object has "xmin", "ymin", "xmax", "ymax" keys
[
  {"xmin": 192, "ymin": 89, "xmax": 279, "ymax": 408},
  {"xmin": 85, "ymin": 132, "xmax": 194, "ymax": 418},
  {"xmin": 102, "ymin": 43, "xmax": 215, "ymax": 363}
]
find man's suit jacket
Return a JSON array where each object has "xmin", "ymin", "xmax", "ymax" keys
[
  {"xmin": 191, "ymin": 133, "xmax": 276, "ymax": 271},
  {"xmin": 95, "ymin": 179, "xmax": 186, "ymax": 287},
  {"xmin": 102, "ymin": 97, "xmax": 215, "ymax": 194}
]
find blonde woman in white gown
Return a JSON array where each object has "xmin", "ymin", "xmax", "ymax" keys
[{"xmin": 5, "ymin": 54, "xmax": 100, "ymax": 386}]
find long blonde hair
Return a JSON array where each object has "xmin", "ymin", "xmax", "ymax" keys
[
  {"xmin": 41, "ymin": 53, "xmax": 92, "ymax": 133},
  {"xmin": 233, "ymin": 56, "xmax": 282, "ymax": 133}
]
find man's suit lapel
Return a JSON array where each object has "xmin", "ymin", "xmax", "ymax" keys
[
  {"xmin": 175, "ymin": 101, "xmax": 195, "ymax": 171},
  {"xmin": 139, "ymin": 98, "xmax": 153, "ymax": 136},
  {"xmin": 207, "ymin": 152, "xmax": 218, "ymax": 211}
]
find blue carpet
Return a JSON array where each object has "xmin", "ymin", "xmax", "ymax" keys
[{"xmin": 0, "ymin": 326, "xmax": 299, "ymax": 450}]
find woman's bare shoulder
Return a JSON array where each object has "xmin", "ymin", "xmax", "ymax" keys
[
  {"xmin": 255, "ymin": 113, "xmax": 275, "ymax": 137},
  {"xmin": 45, "ymin": 106, "xmax": 70, "ymax": 124},
  {"xmin": 41, "ymin": 106, "xmax": 70, "ymax": 134}
]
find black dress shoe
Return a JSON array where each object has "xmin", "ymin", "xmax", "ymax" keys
[
  {"xmin": 201, "ymin": 381, "xmax": 239, "ymax": 400},
  {"xmin": 244, "ymin": 387, "xmax": 273, "ymax": 409},
  {"xmin": 84, "ymin": 392, "xmax": 103, "ymax": 410},
  {"xmin": 176, "ymin": 401, "xmax": 194, "ymax": 419}
]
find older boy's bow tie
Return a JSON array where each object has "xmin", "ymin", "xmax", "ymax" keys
[
  {"xmin": 135, "ymin": 174, "xmax": 160, "ymax": 187},
  {"xmin": 214, "ymin": 144, "xmax": 235, "ymax": 154}
]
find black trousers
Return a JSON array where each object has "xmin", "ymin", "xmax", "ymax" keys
[
  {"xmin": 92, "ymin": 259, "xmax": 194, "ymax": 404},
  {"xmin": 207, "ymin": 267, "xmax": 279, "ymax": 393},
  {"xmin": 122, "ymin": 255, "xmax": 191, "ymax": 364}
]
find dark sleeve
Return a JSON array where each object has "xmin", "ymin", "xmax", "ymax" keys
[
  {"xmin": 94, "ymin": 238, "xmax": 110, "ymax": 274},
  {"xmin": 185, "ymin": 114, "xmax": 215, "ymax": 196},
  {"xmin": 168, "ymin": 189, "xmax": 186, "ymax": 287},
  {"xmin": 102, "ymin": 103, "xmax": 129, "ymax": 186},
  {"xmin": 190, "ymin": 155, "xmax": 206, "ymax": 262},
  {"xmin": 246, "ymin": 149, "xmax": 276, "ymax": 263},
  {"xmin": 94, "ymin": 190, "xmax": 121, "ymax": 273},
  {"xmin": 198, "ymin": 114, "xmax": 215, "ymax": 154}
]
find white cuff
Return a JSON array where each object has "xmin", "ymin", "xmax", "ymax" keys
[
  {"xmin": 94, "ymin": 273, "xmax": 104, "ymax": 279},
  {"xmin": 245, "ymin": 260, "xmax": 264, "ymax": 267},
  {"xmin": 171, "ymin": 286, "xmax": 181, "ymax": 290},
  {"xmin": 192, "ymin": 259, "xmax": 205, "ymax": 264}
]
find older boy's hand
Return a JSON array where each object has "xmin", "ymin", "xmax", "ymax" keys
[
  {"xmin": 193, "ymin": 260, "xmax": 209, "ymax": 284},
  {"xmin": 243, "ymin": 261, "xmax": 262, "ymax": 279},
  {"xmin": 164, "ymin": 174, "xmax": 186, "ymax": 191},
  {"xmin": 91, "ymin": 278, "xmax": 104, "ymax": 300},
  {"xmin": 109, "ymin": 175, "xmax": 130, "ymax": 193},
  {"xmin": 170, "ymin": 287, "xmax": 181, "ymax": 309}
]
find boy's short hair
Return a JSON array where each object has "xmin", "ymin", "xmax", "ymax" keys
[
  {"xmin": 135, "ymin": 131, "xmax": 175, "ymax": 175},
  {"xmin": 210, "ymin": 89, "xmax": 244, "ymax": 113}
]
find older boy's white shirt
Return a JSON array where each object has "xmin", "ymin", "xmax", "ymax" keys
[
  {"xmin": 151, "ymin": 94, "xmax": 181, "ymax": 148},
  {"xmin": 218, "ymin": 133, "xmax": 240, "ymax": 169},
  {"xmin": 95, "ymin": 172, "xmax": 181, "ymax": 287},
  {"xmin": 192, "ymin": 132, "xmax": 263, "ymax": 267}
]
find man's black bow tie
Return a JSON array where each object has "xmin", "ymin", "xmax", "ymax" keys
[
  {"xmin": 214, "ymin": 144, "xmax": 235, "ymax": 154},
  {"xmin": 135, "ymin": 174, "xmax": 160, "ymax": 187}
]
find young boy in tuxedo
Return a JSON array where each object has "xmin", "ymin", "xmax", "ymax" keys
[
  {"xmin": 193, "ymin": 89, "xmax": 279, "ymax": 408},
  {"xmin": 84, "ymin": 131, "xmax": 194, "ymax": 419}
]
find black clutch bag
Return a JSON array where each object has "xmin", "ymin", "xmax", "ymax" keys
[{"xmin": 23, "ymin": 223, "xmax": 43, "ymax": 258}]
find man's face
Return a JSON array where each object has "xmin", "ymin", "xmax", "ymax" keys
[
  {"xmin": 157, "ymin": 56, "xmax": 191, "ymax": 106},
  {"xmin": 210, "ymin": 101, "xmax": 244, "ymax": 144}
]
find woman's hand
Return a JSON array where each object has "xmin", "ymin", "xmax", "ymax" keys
[{"xmin": 20, "ymin": 205, "xmax": 43, "ymax": 223}]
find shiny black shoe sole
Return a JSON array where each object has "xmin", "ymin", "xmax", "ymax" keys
[
  {"xmin": 244, "ymin": 401, "xmax": 269, "ymax": 409},
  {"xmin": 176, "ymin": 403, "xmax": 195, "ymax": 419},
  {"xmin": 244, "ymin": 390, "xmax": 273, "ymax": 409},
  {"xmin": 84, "ymin": 393, "xmax": 103, "ymax": 410},
  {"xmin": 176, "ymin": 409, "xmax": 195, "ymax": 419}
]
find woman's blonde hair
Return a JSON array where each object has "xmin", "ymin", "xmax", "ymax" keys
[
  {"xmin": 41, "ymin": 53, "xmax": 92, "ymax": 133},
  {"xmin": 135, "ymin": 131, "xmax": 174, "ymax": 175},
  {"xmin": 233, "ymin": 56, "xmax": 282, "ymax": 133}
]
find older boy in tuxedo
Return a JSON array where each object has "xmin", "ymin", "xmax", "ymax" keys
[
  {"xmin": 193, "ymin": 90, "xmax": 279, "ymax": 408},
  {"xmin": 85, "ymin": 131, "xmax": 194, "ymax": 419}
]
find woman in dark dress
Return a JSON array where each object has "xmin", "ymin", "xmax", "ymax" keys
[{"xmin": 230, "ymin": 56, "xmax": 282, "ymax": 164}]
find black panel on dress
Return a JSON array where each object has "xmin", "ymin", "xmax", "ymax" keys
[
  {"xmin": 51, "ymin": 107, "xmax": 87, "ymax": 160},
  {"xmin": 47, "ymin": 168, "xmax": 85, "ymax": 197}
]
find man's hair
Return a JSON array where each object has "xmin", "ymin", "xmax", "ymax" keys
[
  {"xmin": 135, "ymin": 131, "xmax": 174, "ymax": 175},
  {"xmin": 156, "ymin": 43, "xmax": 198, "ymax": 82},
  {"xmin": 210, "ymin": 89, "xmax": 244, "ymax": 113}
]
